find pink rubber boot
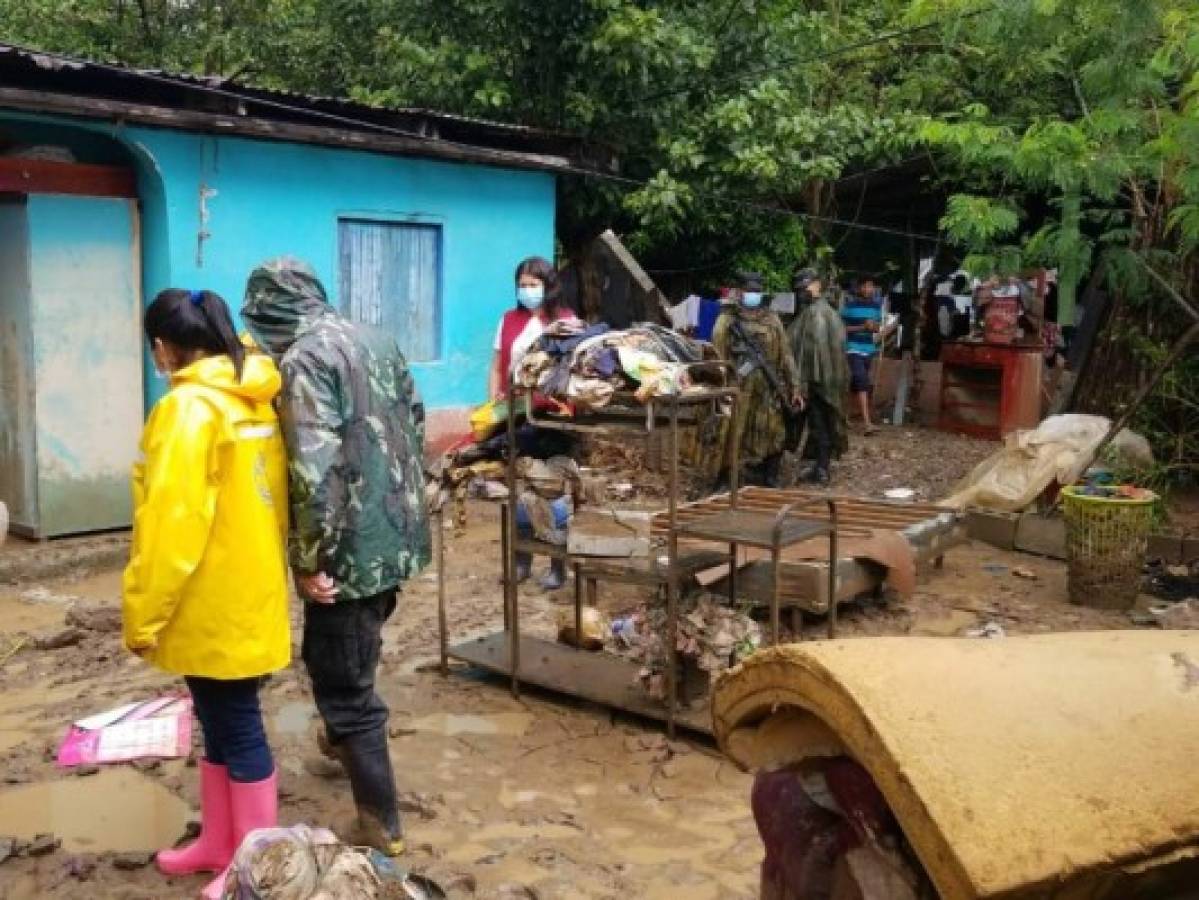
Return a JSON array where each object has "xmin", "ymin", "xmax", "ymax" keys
[
  {"xmin": 157, "ymin": 760, "xmax": 234, "ymax": 876},
  {"xmin": 201, "ymin": 769, "xmax": 277, "ymax": 900}
]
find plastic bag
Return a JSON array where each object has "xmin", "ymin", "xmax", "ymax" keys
[{"xmin": 468, "ymin": 399, "xmax": 508, "ymax": 443}]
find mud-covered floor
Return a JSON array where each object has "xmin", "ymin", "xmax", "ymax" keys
[{"xmin": 0, "ymin": 423, "xmax": 1188, "ymax": 900}]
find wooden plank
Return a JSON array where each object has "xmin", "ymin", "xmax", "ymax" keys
[
  {"xmin": 0, "ymin": 86, "xmax": 574, "ymax": 175},
  {"xmin": 0, "ymin": 158, "xmax": 136, "ymax": 198},
  {"xmin": 448, "ymin": 632, "xmax": 712, "ymax": 735}
]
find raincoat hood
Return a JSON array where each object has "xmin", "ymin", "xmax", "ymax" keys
[
  {"xmin": 241, "ymin": 256, "xmax": 333, "ymax": 359},
  {"xmin": 171, "ymin": 353, "xmax": 281, "ymax": 405}
]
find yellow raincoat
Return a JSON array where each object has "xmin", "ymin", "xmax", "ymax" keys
[{"xmin": 123, "ymin": 353, "xmax": 291, "ymax": 679}]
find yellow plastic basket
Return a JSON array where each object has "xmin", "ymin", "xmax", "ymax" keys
[{"xmin": 1060, "ymin": 486, "xmax": 1157, "ymax": 610}]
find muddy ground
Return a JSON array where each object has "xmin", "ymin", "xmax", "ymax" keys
[{"xmin": 0, "ymin": 426, "xmax": 1190, "ymax": 900}]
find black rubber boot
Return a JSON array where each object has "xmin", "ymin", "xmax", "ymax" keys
[
  {"xmin": 538, "ymin": 557, "xmax": 567, "ymax": 591},
  {"xmin": 338, "ymin": 728, "xmax": 404, "ymax": 856}
]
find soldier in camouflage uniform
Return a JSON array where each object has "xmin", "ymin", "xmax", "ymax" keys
[
  {"xmin": 713, "ymin": 272, "xmax": 803, "ymax": 487},
  {"xmin": 788, "ymin": 268, "xmax": 850, "ymax": 486},
  {"xmin": 242, "ymin": 257, "xmax": 430, "ymax": 856}
]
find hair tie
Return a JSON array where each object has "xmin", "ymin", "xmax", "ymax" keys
[{"xmin": 189, "ymin": 290, "xmax": 204, "ymax": 307}]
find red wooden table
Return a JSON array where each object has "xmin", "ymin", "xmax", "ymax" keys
[{"xmin": 939, "ymin": 340, "xmax": 1043, "ymax": 440}]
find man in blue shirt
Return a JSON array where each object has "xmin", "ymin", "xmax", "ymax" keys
[{"xmin": 842, "ymin": 275, "xmax": 883, "ymax": 435}]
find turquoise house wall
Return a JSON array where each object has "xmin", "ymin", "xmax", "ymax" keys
[
  {"xmin": 122, "ymin": 126, "xmax": 557, "ymax": 416},
  {"xmin": 0, "ymin": 112, "xmax": 557, "ymax": 427}
]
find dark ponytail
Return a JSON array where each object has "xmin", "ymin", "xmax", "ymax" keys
[{"xmin": 145, "ymin": 289, "xmax": 246, "ymax": 380}]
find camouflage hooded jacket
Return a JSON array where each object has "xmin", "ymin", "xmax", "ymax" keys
[{"xmin": 241, "ymin": 257, "xmax": 431, "ymax": 600}]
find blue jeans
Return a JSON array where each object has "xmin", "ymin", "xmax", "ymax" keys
[{"xmin": 185, "ymin": 676, "xmax": 273, "ymax": 783}]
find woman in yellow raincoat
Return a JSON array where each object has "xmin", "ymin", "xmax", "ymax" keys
[{"xmin": 122, "ymin": 288, "xmax": 289, "ymax": 900}]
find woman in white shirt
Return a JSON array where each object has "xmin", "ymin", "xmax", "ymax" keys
[{"xmin": 489, "ymin": 257, "xmax": 579, "ymax": 398}]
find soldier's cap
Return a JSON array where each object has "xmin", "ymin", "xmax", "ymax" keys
[
  {"xmin": 792, "ymin": 268, "xmax": 821, "ymax": 291},
  {"xmin": 738, "ymin": 271, "xmax": 765, "ymax": 292}
]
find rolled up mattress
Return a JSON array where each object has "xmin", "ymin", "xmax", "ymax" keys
[{"xmin": 712, "ymin": 632, "xmax": 1199, "ymax": 899}]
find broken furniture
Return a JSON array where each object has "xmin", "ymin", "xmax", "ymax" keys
[
  {"xmin": 939, "ymin": 340, "xmax": 1042, "ymax": 439},
  {"xmin": 652, "ymin": 487, "xmax": 965, "ymax": 616},
  {"xmin": 714, "ymin": 632, "xmax": 1199, "ymax": 899},
  {"xmin": 445, "ymin": 372, "xmax": 743, "ymax": 737}
]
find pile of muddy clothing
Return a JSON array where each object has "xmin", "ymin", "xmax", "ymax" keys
[
  {"xmin": 625, "ymin": 593, "xmax": 762, "ymax": 703},
  {"xmin": 223, "ymin": 825, "xmax": 442, "ymax": 899},
  {"xmin": 753, "ymin": 758, "xmax": 925, "ymax": 899},
  {"xmin": 514, "ymin": 321, "xmax": 722, "ymax": 409}
]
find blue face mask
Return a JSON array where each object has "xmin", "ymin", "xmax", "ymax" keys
[
  {"xmin": 517, "ymin": 285, "xmax": 545, "ymax": 310},
  {"xmin": 742, "ymin": 292, "xmax": 763, "ymax": 309}
]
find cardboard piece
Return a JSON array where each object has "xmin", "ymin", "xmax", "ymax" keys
[{"xmin": 567, "ymin": 509, "xmax": 651, "ymax": 558}]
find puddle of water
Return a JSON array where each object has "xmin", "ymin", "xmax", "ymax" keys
[
  {"xmin": 0, "ymin": 768, "xmax": 190, "ymax": 852},
  {"xmin": 406, "ymin": 712, "xmax": 533, "ymax": 737},
  {"xmin": 273, "ymin": 701, "xmax": 314, "ymax": 737}
]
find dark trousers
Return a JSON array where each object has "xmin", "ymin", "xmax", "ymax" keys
[
  {"xmin": 802, "ymin": 394, "xmax": 834, "ymax": 471},
  {"xmin": 185, "ymin": 676, "xmax": 273, "ymax": 783},
  {"xmin": 301, "ymin": 590, "xmax": 397, "ymax": 745}
]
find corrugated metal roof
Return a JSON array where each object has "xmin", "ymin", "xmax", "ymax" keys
[{"xmin": 0, "ymin": 42, "xmax": 583, "ymax": 164}]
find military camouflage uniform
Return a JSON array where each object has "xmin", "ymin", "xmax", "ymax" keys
[
  {"xmin": 788, "ymin": 294, "xmax": 850, "ymax": 473},
  {"xmin": 242, "ymin": 257, "xmax": 429, "ymax": 849},
  {"xmin": 713, "ymin": 305, "xmax": 800, "ymax": 479}
]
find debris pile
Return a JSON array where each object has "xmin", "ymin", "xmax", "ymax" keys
[
  {"xmin": 514, "ymin": 322, "xmax": 720, "ymax": 409},
  {"xmin": 628, "ymin": 593, "xmax": 762, "ymax": 703}
]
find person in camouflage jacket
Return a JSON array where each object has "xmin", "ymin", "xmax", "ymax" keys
[{"xmin": 242, "ymin": 256, "xmax": 430, "ymax": 856}]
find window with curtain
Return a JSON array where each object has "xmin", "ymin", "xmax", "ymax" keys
[{"xmin": 337, "ymin": 219, "xmax": 442, "ymax": 362}]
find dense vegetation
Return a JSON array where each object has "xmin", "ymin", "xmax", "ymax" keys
[{"xmin": 2, "ymin": 0, "xmax": 1195, "ymax": 478}]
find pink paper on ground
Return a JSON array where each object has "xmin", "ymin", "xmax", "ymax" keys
[{"xmin": 57, "ymin": 694, "xmax": 192, "ymax": 767}]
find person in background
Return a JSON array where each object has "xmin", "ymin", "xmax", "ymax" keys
[
  {"xmin": 842, "ymin": 275, "xmax": 883, "ymax": 435},
  {"xmin": 241, "ymin": 258, "xmax": 431, "ymax": 857},
  {"xmin": 713, "ymin": 271, "xmax": 803, "ymax": 488},
  {"xmin": 788, "ymin": 269, "xmax": 850, "ymax": 486},
  {"xmin": 490, "ymin": 256, "xmax": 577, "ymax": 398},
  {"xmin": 123, "ymin": 289, "xmax": 289, "ymax": 900},
  {"xmin": 489, "ymin": 256, "xmax": 580, "ymax": 590}
]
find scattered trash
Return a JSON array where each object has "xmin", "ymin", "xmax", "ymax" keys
[
  {"xmin": 609, "ymin": 482, "xmax": 635, "ymax": 501},
  {"xmin": 611, "ymin": 614, "xmax": 642, "ymax": 648},
  {"xmin": 981, "ymin": 564, "xmax": 1009, "ymax": 576},
  {"xmin": 1167, "ymin": 565, "xmax": 1191, "ymax": 578},
  {"xmin": 0, "ymin": 837, "xmax": 16, "ymax": 865},
  {"xmin": 1149, "ymin": 599, "xmax": 1199, "ymax": 630},
  {"xmin": 635, "ymin": 594, "xmax": 762, "ymax": 702},
  {"xmin": 57, "ymin": 695, "xmax": 192, "ymax": 768},
  {"xmin": 966, "ymin": 621, "xmax": 1007, "ymax": 639},
  {"xmin": 884, "ymin": 488, "xmax": 916, "ymax": 501},
  {"xmin": 1012, "ymin": 567, "xmax": 1038, "ymax": 580}
]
